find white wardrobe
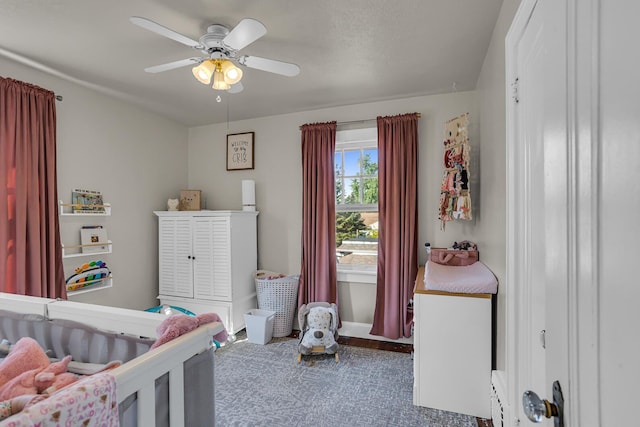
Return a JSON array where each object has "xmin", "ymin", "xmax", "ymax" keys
[{"xmin": 154, "ymin": 210, "xmax": 258, "ymax": 335}]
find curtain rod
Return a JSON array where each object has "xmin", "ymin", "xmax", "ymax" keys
[
  {"xmin": 300, "ymin": 112, "xmax": 421, "ymax": 130},
  {"xmin": 338, "ymin": 112, "xmax": 421, "ymax": 126},
  {"xmin": 55, "ymin": 95, "xmax": 63, "ymax": 101}
]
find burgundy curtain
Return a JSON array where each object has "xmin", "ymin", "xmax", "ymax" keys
[
  {"xmin": 0, "ymin": 77, "xmax": 66, "ymax": 298},
  {"xmin": 370, "ymin": 113, "xmax": 419, "ymax": 339},
  {"xmin": 299, "ymin": 121, "xmax": 338, "ymax": 306}
]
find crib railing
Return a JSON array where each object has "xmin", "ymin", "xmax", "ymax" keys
[{"xmin": 109, "ymin": 324, "xmax": 218, "ymax": 426}]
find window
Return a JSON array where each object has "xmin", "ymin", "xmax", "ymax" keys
[{"xmin": 334, "ymin": 127, "xmax": 378, "ymax": 272}]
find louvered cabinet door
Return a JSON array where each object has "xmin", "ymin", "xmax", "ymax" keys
[
  {"xmin": 158, "ymin": 217, "xmax": 194, "ymax": 298},
  {"xmin": 193, "ymin": 217, "xmax": 232, "ymax": 301}
]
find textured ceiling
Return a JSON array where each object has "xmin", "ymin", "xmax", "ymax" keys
[{"xmin": 0, "ymin": 0, "xmax": 503, "ymax": 127}]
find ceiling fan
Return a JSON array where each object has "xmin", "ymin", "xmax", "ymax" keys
[{"xmin": 130, "ymin": 16, "xmax": 300, "ymax": 93}]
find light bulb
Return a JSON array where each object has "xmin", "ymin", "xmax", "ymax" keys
[
  {"xmin": 192, "ymin": 60, "xmax": 215, "ymax": 84},
  {"xmin": 212, "ymin": 72, "xmax": 231, "ymax": 90},
  {"xmin": 212, "ymin": 62, "xmax": 231, "ymax": 90},
  {"xmin": 227, "ymin": 68, "xmax": 238, "ymax": 79},
  {"xmin": 221, "ymin": 60, "xmax": 243, "ymax": 85}
]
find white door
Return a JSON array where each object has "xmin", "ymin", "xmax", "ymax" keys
[{"xmin": 508, "ymin": 0, "xmax": 570, "ymax": 424}]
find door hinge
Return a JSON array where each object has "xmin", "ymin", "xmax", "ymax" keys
[{"xmin": 512, "ymin": 77, "xmax": 520, "ymax": 104}]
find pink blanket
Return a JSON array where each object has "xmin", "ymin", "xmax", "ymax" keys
[{"xmin": 1, "ymin": 372, "xmax": 118, "ymax": 426}]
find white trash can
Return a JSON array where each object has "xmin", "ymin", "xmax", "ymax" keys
[{"xmin": 243, "ymin": 309, "xmax": 276, "ymax": 344}]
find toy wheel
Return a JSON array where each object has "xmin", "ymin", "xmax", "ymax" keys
[{"xmin": 297, "ymin": 353, "xmax": 302, "ymax": 364}]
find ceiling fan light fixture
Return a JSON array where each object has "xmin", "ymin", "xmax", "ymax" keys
[
  {"xmin": 221, "ymin": 60, "xmax": 243, "ymax": 85},
  {"xmin": 212, "ymin": 62, "xmax": 231, "ymax": 90},
  {"xmin": 192, "ymin": 60, "xmax": 215, "ymax": 84}
]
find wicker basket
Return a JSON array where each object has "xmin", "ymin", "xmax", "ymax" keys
[{"xmin": 254, "ymin": 271, "xmax": 300, "ymax": 337}]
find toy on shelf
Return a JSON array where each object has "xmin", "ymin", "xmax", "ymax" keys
[{"xmin": 65, "ymin": 260, "xmax": 111, "ymax": 292}]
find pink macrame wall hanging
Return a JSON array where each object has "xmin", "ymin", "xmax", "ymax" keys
[{"xmin": 438, "ymin": 113, "xmax": 472, "ymax": 230}]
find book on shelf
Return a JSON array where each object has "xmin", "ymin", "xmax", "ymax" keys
[
  {"xmin": 72, "ymin": 189, "xmax": 105, "ymax": 214},
  {"xmin": 80, "ymin": 228, "xmax": 109, "ymax": 254}
]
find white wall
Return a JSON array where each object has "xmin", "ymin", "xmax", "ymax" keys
[
  {"xmin": 475, "ymin": 0, "xmax": 522, "ymax": 371},
  {"xmin": 0, "ymin": 56, "xmax": 189, "ymax": 310},
  {"xmin": 188, "ymin": 91, "xmax": 494, "ymax": 328}
]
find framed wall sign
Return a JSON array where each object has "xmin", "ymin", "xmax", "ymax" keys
[{"xmin": 227, "ymin": 132, "xmax": 255, "ymax": 170}]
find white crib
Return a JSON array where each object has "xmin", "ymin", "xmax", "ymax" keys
[{"xmin": 0, "ymin": 292, "xmax": 223, "ymax": 426}]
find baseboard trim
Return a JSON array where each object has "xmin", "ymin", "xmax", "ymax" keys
[{"xmin": 338, "ymin": 321, "xmax": 413, "ymax": 345}]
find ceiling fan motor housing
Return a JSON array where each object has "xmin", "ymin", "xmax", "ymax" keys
[
  {"xmin": 200, "ymin": 25, "xmax": 228, "ymax": 47},
  {"xmin": 199, "ymin": 24, "xmax": 237, "ymax": 59}
]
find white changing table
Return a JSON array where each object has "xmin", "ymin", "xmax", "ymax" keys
[{"xmin": 412, "ymin": 266, "xmax": 492, "ymax": 419}]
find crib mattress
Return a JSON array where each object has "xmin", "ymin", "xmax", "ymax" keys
[{"xmin": 424, "ymin": 260, "xmax": 498, "ymax": 294}]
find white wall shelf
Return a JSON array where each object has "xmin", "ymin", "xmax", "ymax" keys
[
  {"xmin": 62, "ymin": 241, "xmax": 113, "ymax": 258},
  {"xmin": 58, "ymin": 200, "xmax": 111, "ymax": 216},
  {"xmin": 66, "ymin": 275, "xmax": 113, "ymax": 295},
  {"xmin": 60, "ymin": 199, "xmax": 113, "ymax": 295}
]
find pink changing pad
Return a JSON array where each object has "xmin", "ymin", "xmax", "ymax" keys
[{"xmin": 424, "ymin": 260, "xmax": 498, "ymax": 294}]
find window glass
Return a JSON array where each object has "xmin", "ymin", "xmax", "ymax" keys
[
  {"xmin": 343, "ymin": 150, "xmax": 360, "ymax": 176},
  {"xmin": 335, "ymin": 127, "xmax": 378, "ymax": 272}
]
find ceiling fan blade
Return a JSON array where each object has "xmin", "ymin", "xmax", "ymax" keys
[
  {"xmin": 227, "ymin": 82, "xmax": 244, "ymax": 94},
  {"xmin": 144, "ymin": 57, "xmax": 203, "ymax": 73},
  {"xmin": 130, "ymin": 16, "xmax": 202, "ymax": 49},
  {"xmin": 223, "ymin": 18, "xmax": 267, "ymax": 51},
  {"xmin": 239, "ymin": 56, "xmax": 300, "ymax": 77}
]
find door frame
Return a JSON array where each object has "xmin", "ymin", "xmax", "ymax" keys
[{"xmin": 505, "ymin": 0, "xmax": 601, "ymax": 425}]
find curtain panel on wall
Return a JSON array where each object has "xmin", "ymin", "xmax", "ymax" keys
[
  {"xmin": 0, "ymin": 77, "xmax": 66, "ymax": 298},
  {"xmin": 299, "ymin": 121, "xmax": 338, "ymax": 307},
  {"xmin": 370, "ymin": 113, "xmax": 419, "ymax": 339}
]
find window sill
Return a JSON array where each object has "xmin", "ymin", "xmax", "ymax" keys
[{"xmin": 337, "ymin": 268, "xmax": 376, "ymax": 284}]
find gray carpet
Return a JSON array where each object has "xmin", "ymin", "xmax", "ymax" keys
[{"xmin": 214, "ymin": 334, "xmax": 478, "ymax": 427}]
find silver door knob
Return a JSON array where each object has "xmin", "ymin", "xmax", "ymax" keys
[{"xmin": 522, "ymin": 381, "xmax": 564, "ymax": 426}]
